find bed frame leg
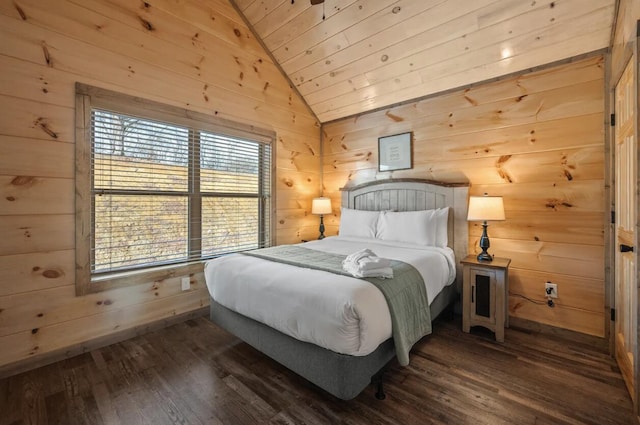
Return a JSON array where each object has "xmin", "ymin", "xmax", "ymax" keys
[{"xmin": 372, "ymin": 371, "xmax": 386, "ymax": 400}]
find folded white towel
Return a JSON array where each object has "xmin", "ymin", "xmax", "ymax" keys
[
  {"xmin": 343, "ymin": 261, "xmax": 393, "ymax": 278},
  {"xmin": 342, "ymin": 249, "xmax": 393, "ymax": 279},
  {"xmin": 344, "ymin": 248, "xmax": 375, "ymax": 263},
  {"xmin": 357, "ymin": 256, "xmax": 391, "ymax": 271}
]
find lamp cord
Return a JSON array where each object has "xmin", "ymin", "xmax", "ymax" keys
[{"xmin": 509, "ymin": 292, "xmax": 547, "ymax": 306}]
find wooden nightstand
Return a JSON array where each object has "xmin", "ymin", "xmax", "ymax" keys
[{"xmin": 461, "ymin": 255, "xmax": 511, "ymax": 342}]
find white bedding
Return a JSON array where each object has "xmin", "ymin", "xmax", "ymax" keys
[{"xmin": 204, "ymin": 236, "xmax": 455, "ymax": 357}]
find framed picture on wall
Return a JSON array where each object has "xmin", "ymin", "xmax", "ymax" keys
[{"xmin": 378, "ymin": 132, "xmax": 412, "ymax": 172}]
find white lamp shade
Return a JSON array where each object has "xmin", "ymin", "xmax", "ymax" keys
[
  {"xmin": 467, "ymin": 196, "xmax": 505, "ymax": 221},
  {"xmin": 312, "ymin": 197, "xmax": 332, "ymax": 215}
]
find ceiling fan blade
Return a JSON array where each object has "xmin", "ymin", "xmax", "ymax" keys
[{"xmin": 310, "ymin": 0, "xmax": 324, "ymax": 4}]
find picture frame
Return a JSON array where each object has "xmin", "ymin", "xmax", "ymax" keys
[{"xmin": 378, "ymin": 132, "xmax": 412, "ymax": 172}]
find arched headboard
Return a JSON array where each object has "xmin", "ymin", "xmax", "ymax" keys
[{"xmin": 340, "ymin": 178, "xmax": 469, "ymax": 290}]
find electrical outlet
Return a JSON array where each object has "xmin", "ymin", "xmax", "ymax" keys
[
  {"xmin": 545, "ymin": 282, "xmax": 558, "ymax": 298},
  {"xmin": 181, "ymin": 277, "xmax": 190, "ymax": 291}
]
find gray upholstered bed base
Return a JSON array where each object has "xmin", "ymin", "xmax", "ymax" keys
[{"xmin": 208, "ymin": 282, "xmax": 457, "ymax": 400}]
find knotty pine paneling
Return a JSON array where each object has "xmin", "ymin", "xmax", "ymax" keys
[
  {"xmin": 0, "ymin": 176, "xmax": 73, "ymax": 216},
  {"xmin": 0, "ymin": 251, "xmax": 74, "ymax": 297},
  {"xmin": 0, "ymin": 287, "xmax": 209, "ymax": 367},
  {"xmin": 0, "ymin": 0, "xmax": 319, "ymax": 370},
  {"xmin": 322, "ymin": 56, "xmax": 606, "ymax": 336},
  {"xmin": 0, "ymin": 274, "xmax": 206, "ymax": 337}
]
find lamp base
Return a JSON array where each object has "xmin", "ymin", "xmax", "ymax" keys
[
  {"xmin": 318, "ymin": 215, "xmax": 326, "ymax": 239},
  {"xmin": 476, "ymin": 251, "xmax": 493, "ymax": 262},
  {"xmin": 477, "ymin": 220, "xmax": 493, "ymax": 262}
]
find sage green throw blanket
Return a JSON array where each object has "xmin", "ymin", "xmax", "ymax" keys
[{"xmin": 242, "ymin": 245, "xmax": 431, "ymax": 366}]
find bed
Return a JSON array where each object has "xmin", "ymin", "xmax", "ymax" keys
[{"xmin": 204, "ymin": 179, "xmax": 469, "ymax": 400}]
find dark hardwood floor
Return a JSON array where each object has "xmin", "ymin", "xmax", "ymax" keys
[{"xmin": 0, "ymin": 315, "xmax": 635, "ymax": 425}]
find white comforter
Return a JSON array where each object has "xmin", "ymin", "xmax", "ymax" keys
[{"xmin": 204, "ymin": 236, "xmax": 455, "ymax": 357}]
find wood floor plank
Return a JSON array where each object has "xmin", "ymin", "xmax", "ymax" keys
[{"xmin": 0, "ymin": 316, "xmax": 634, "ymax": 424}]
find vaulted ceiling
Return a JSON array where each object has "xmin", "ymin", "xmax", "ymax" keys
[{"xmin": 234, "ymin": 0, "xmax": 616, "ymax": 123}]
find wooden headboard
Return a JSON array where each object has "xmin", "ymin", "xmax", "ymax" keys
[{"xmin": 340, "ymin": 178, "xmax": 469, "ymax": 289}]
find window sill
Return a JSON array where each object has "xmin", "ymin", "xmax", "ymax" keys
[{"xmin": 80, "ymin": 261, "xmax": 206, "ymax": 295}]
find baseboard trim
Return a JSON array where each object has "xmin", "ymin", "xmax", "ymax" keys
[
  {"xmin": 509, "ymin": 317, "xmax": 609, "ymax": 353},
  {"xmin": 0, "ymin": 306, "xmax": 209, "ymax": 380}
]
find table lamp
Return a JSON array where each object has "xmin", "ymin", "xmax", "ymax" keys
[
  {"xmin": 311, "ymin": 197, "xmax": 332, "ymax": 239},
  {"xmin": 467, "ymin": 194, "xmax": 505, "ymax": 262}
]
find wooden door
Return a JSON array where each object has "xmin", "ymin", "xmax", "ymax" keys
[{"xmin": 614, "ymin": 58, "xmax": 638, "ymax": 401}]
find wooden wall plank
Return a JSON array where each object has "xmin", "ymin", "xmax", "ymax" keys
[
  {"xmin": 0, "ymin": 215, "xmax": 74, "ymax": 256},
  {"xmin": 0, "ymin": 290, "xmax": 210, "ymax": 366},
  {"xmin": 326, "ymin": 114, "xmax": 605, "ymax": 159},
  {"xmin": 510, "ymin": 269, "xmax": 604, "ymax": 314},
  {"xmin": 508, "ymin": 296, "xmax": 604, "ymax": 337},
  {"xmin": 0, "ymin": 176, "xmax": 73, "ymax": 216},
  {"xmin": 472, "ymin": 238, "xmax": 604, "ymax": 280},
  {"xmin": 469, "ymin": 211, "xmax": 605, "ymax": 246},
  {"xmin": 325, "ymin": 146, "xmax": 604, "ymax": 185},
  {"xmin": 0, "ymin": 96, "xmax": 74, "ymax": 143},
  {"xmin": 0, "ymin": 137, "xmax": 74, "ymax": 178},
  {"xmin": 0, "ymin": 21, "xmax": 318, "ymax": 135},
  {"xmin": 316, "ymin": 74, "xmax": 605, "ymax": 125},
  {"xmin": 0, "ymin": 274, "xmax": 207, "ymax": 337},
  {"xmin": 0, "ymin": 250, "xmax": 74, "ymax": 296},
  {"xmin": 323, "ymin": 55, "xmax": 605, "ymax": 135},
  {"xmin": 471, "ymin": 181, "xmax": 604, "ymax": 213},
  {"xmin": 68, "ymin": 0, "xmax": 269, "ymax": 65}
]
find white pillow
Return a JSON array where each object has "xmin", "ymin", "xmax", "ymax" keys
[
  {"xmin": 339, "ymin": 208, "xmax": 380, "ymax": 239},
  {"xmin": 435, "ymin": 207, "xmax": 450, "ymax": 248},
  {"xmin": 377, "ymin": 210, "xmax": 437, "ymax": 246}
]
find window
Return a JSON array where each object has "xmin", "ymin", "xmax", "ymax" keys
[{"xmin": 75, "ymin": 84, "xmax": 274, "ymax": 294}]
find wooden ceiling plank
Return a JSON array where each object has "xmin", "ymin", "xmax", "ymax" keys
[
  {"xmin": 299, "ymin": 0, "xmax": 608, "ymax": 101},
  {"xmin": 295, "ymin": 0, "xmax": 550, "ymax": 93},
  {"xmin": 267, "ymin": 0, "xmax": 399, "ymax": 61},
  {"xmin": 296, "ymin": 13, "xmax": 478, "ymax": 97},
  {"xmin": 231, "ymin": 0, "xmax": 616, "ymax": 122},
  {"xmin": 243, "ymin": 0, "xmax": 288, "ymax": 25},
  {"xmin": 235, "ymin": 0, "xmax": 258, "ymax": 11},
  {"xmin": 281, "ymin": 0, "xmax": 451, "ymax": 75},
  {"xmin": 320, "ymin": 45, "xmax": 608, "ymax": 122},
  {"xmin": 407, "ymin": 5, "xmax": 614, "ymax": 85},
  {"xmin": 295, "ymin": 0, "xmax": 567, "ymax": 96},
  {"xmin": 188, "ymin": 0, "xmax": 247, "ymax": 26},
  {"xmin": 252, "ymin": 0, "xmax": 310, "ymax": 38},
  {"xmin": 258, "ymin": 0, "xmax": 358, "ymax": 53},
  {"xmin": 315, "ymin": 9, "xmax": 612, "ymax": 120}
]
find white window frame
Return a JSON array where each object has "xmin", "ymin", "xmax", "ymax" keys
[{"xmin": 75, "ymin": 83, "xmax": 276, "ymax": 295}]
